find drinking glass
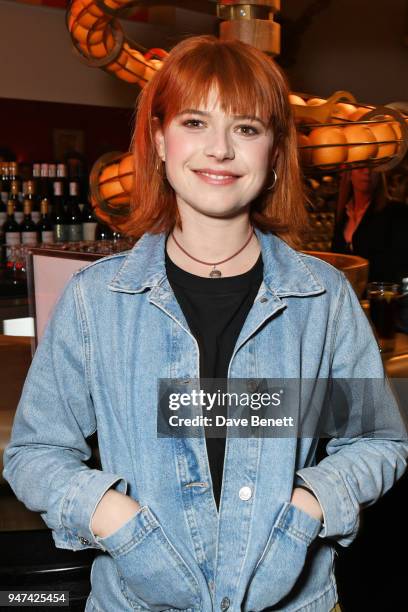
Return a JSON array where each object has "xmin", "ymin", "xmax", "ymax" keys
[{"xmin": 367, "ymin": 282, "xmax": 400, "ymax": 352}]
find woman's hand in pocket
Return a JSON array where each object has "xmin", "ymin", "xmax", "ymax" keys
[
  {"xmin": 290, "ymin": 487, "xmax": 323, "ymax": 522},
  {"xmin": 91, "ymin": 489, "xmax": 141, "ymax": 539}
]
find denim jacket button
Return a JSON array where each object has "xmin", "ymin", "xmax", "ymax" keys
[
  {"xmin": 220, "ymin": 596, "xmax": 231, "ymax": 610},
  {"xmin": 239, "ymin": 486, "xmax": 252, "ymax": 501},
  {"xmin": 79, "ymin": 536, "xmax": 90, "ymax": 545}
]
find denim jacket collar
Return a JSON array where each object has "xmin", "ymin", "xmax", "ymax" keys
[{"xmin": 107, "ymin": 226, "xmax": 325, "ymax": 297}]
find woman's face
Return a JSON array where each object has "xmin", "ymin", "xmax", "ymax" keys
[
  {"xmin": 154, "ymin": 87, "xmax": 275, "ymax": 220},
  {"xmin": 350, "ymin": 167, "xmax": 376, "ymax": 195}
]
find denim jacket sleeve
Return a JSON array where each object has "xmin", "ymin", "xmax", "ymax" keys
[
  {"xmin": 296, "ymin": 272, "xmax": 408, "ymax": 547},
  {"xmin": 2, "ymin": 274, "xmax": 128, "ymax": 552}
]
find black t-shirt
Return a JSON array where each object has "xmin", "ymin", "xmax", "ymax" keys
[{"xmin": 165, "ymin": 245, "xmax": 264, "ymax": 509}]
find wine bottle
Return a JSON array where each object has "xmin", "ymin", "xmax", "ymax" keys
[
  {"xmin": 9, "ymin": 181, "xmax": 23, "ymax": 224},
  {"xmin": 38, "ymin": 198, "xmax": 54, "ymax": 244},
  {"xmin": 4, "ymin": 200, "xmax": 21, "ymax": 261},
  {"xmin": 0, "ymin": 162, "xmax": 10, "ymax": 205},
  {"xmin": 38, "ymin": 163, "xmax": 49, "ymax": 199},
  {"xmin": 47, "ymin": 164, "xmax": 56, "ymax": 209},
  {"xmin": 20, "ymin": 199, "xmax": 39, "ymax": 246},
  {"xmin": 81, "ymin": 201, "xmax": 98, "ymax": 241},
  {"xmin": 8, "ymin": 162, "xmax": 19, "ymax": 182},
  {"xmin": 24, "ymin": 181, "xmax": 41, "ymax": 224},
  {"xmin": 57, "ymin": 163, "xmax": 67, "ymax": 197},
  {"xmin": 32, "ymin": 162, "xmax": 41, "ymax": 181},
  {"xmin": 19, "ymin": 181, "xmax": 27, "ymax": 204},
  {"xmin": 66, "ymin": 181, "xmax": 83, "ymax": 241},
  {"xmin": 52, "ymin": 181, "xmax": 68, "ymax": 242}
]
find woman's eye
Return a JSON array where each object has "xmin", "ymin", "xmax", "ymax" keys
[
  {"xmin": 237, "ymin": 125, "xmax": 259, "ymax": 136},
  {"xmin": 183, "ymin": 119, "xmax": 259, "ymax": 136},
  {"xmin": 183, "ymin": 119, "xmax": 204, "ymax": 128}
]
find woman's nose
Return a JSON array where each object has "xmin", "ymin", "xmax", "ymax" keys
[{"xmin": 204, "ymin": 130, "xmax": 235, "ymax": 160}]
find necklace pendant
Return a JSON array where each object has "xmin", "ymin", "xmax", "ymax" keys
[{"xmin": 210, "ymin": 267, "xmax": 222, "ymax": 278}]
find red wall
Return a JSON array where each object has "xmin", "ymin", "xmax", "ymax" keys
[{"xmin": 0, "ymin": 97, "xmax": 134, "ymax": 167}]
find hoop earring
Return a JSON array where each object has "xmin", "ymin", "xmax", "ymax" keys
[{"xmin": 266, "ymin": 168, "xmax": 277, "ymax": 191}]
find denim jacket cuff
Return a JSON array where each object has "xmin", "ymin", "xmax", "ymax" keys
[
  {"xmin": 295, "ymin": 466, "xmax": 359, "ymax": 546},
  {"xmin": 60, "ymin": 469, "xmax": 128, "ymax": 550}
]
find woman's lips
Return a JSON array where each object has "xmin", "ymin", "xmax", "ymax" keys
[{"xmin": 192, "ymin": 170, "xmax": 240, "ymax": 186}]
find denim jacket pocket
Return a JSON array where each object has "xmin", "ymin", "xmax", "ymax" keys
[
  {"xmin": 96, "ymin": 505, "xmax": 201, "ymax": 611},
  {"xmin": 243, "ymin": 501, "xmax": 322, "ymax": 611}
]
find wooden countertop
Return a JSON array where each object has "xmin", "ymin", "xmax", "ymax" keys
[{"xmin": 386, "ymin": 332, "xmax": 408, "ymax": 359}]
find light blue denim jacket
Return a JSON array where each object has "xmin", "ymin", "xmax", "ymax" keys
[{"xmin": 3, "ymin": 227, "xmax": 408, "ymax": 612}]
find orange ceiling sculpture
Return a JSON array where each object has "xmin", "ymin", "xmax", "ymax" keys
[{"xmin": 66, "ymin": 0, "xmax": 167, "ymax": 86}]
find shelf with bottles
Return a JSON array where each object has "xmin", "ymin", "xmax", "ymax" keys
[
  {"xmin": 1, "ymin": 199, "xmax": 98, "ymax": 259},
  {"xmin": 0, "ymin": 160, "xmax": 96, "ymax": 245},
  {"xmin": 1, "ymin": 165, "xmax": 103, "ymax": 266},
  {"xmin": 1, "ymin": 160, "xmax": 88, "ymax": 205}
]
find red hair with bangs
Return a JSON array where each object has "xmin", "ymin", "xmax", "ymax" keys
[{"xmin": 128, "ymin": 34, "xmax": 309, "ymax": 247}]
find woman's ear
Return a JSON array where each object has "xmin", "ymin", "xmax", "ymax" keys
[
  {"xmin": 152, "ymin": 116, "xmax": 166, "ymax": 162},
  {"xmin": 270, "ymin": 136, "xmax": 281, "ymax": 169},
  {"xmin": 272, "ymin": 150, "xmax": 279, "ymax": 169}
]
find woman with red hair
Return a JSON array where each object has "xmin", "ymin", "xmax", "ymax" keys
[{"xmin": 3, "ymin": 35, "xmax": 407, "ymax": 612}]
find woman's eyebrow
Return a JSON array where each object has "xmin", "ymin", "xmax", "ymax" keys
[{"xmin": 176, "ymin": 108, "xmax": 266, "ymax": 128}]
